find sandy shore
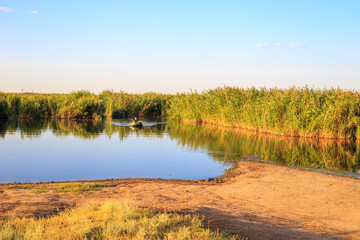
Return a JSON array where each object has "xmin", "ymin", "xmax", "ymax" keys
[{"xmin": 1, "ymin": 161, "xmax": 359, "ymax": 239}]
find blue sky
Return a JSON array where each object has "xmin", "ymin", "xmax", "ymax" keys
[{"xmin": 1, "ymin": 0, "xmax": 359, "ymax": 93}]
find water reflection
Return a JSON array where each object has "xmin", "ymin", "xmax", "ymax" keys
[
  {"xmin": 0, "ymin": 119, "xmax": 359, "ymax": 177},
  {"xmin": 0, "ymin": 118, "xmax": 229, "ymax": 183},
  {"xmin": 166, "ymin": 122, "xmax": 360, "ymax": 175}
]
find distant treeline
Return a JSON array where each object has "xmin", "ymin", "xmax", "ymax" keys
[
  {"xmin": 1, "ymin": 87, "xmax": 360, "ymax": 139},
  {"xmin": 0, "ymin": 90, "xmax": 170, "ymax": 119}
]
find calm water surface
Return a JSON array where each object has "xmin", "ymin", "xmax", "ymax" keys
[{"xmin": 0, "ymin": 119, "xmax": 359, "ymax": 183}]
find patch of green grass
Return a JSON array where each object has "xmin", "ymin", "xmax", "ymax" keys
[
  {"xmin": 4, "ymin": 183, "xmax": 109, "ymax": 194},
  {"xmin": 51, "ymin": 183, "xmax": 109, "ymax": 194},
  {"xmin": 0, "ymin": 201, "xmax": 243, "ymax": 239},
  {"xmin": 4, "ymin": 185, "xmax": 35, "ymax": 190}
]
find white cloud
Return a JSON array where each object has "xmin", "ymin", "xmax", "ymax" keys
[
  {"xmin": 289, "ymin": 43, "xmax": 306, "ymax": 48},
  {"xmin": 30, "ymin": 10, "xmax": 38, "ymax": 14},
  {"xmin": 254, "ymin": 43, "xmax": 270, "ymax": 47},
  {"xmin": 252, "ymin": 43, "xmax": 307, "ymax": 48},
  {"xmin": 0, "ymin": 6, "xmax": 15, "ymax": 12}
]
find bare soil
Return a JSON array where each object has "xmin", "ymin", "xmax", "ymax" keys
[{"xmin": 1, "ymin": 161, "xmax": 359, "ymax": 240}]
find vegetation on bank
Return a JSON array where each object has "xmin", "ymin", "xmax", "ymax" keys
[
  {"xmin": 1, "ymin": 86, "xmax": 360, "ymax": 139},
  {"xmin": 0, "ymin": 90, "xmax": 170, "ymax": 120},
  {"xmin": 4, "ymin": 183, "xmax": 109, "ymax": 194},
  {"xmin": 0, "ymin": 201, "xmax": 239, "ymax": 240},
  {"xmin": 168, "ymin": 87, "xmax": 360, "ymax": 139}
]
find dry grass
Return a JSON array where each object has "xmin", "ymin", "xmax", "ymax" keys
[{"xmin": 0, "ymin": 201, "xmax": 241, "ymax": 240}]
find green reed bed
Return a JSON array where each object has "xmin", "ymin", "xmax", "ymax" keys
[
  {"xmin": 1, "ymin": 90, "xmax": 170, "ymax": 120},
  {"xmin": 2, "ymin": 87, "xmax": 360, "ymax": 139},
  {"xmin": 0, "ymin": 100, "xmax": 10, "ymax": 119},
  {"xmin": 0, "ymin": 93, "xmax": 10, "ymax": 119},
  {"xmin": 99, "ymin": 90, "xmax": 171, "ymax": 118},
  {"xmin": 168, "ymin": 87, "xmax": 360, "ymax": 139}
]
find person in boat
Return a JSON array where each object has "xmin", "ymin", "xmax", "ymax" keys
[{"xmin": 133, "ymin": 117, "xmax": 138, "ymax": 122}]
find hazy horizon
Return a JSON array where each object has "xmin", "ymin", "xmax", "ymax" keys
[
  {"xmin": 2, "ymin": 84, "xmax": 360, "ymax": 95},
  {"xmin": 1, "ymin": 1, "xmax": 359, "ymax": 93}
]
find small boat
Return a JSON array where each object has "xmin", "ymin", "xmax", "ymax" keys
[{"xmin": 130, "ymin": 121, "xmax": 143, "ymax": 127}]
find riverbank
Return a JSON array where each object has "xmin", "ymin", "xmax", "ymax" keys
[
  {"xmin": 2, "ymin": 87, "xmax": 360, "ymax": 140},
  {"xmin": 1, "ymin": 161, "xmax": 359, "ymax": 239}
]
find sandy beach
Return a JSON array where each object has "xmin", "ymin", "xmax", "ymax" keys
[{"xmin": 1, "ymin": 161, "xmax": 359, "ymax": 239}]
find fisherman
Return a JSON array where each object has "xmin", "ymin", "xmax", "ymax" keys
[{"xmin": 133, "ymin": 117, "xmax": 138, "ymax": 122}]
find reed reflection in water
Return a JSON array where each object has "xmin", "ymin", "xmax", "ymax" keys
[{"xmin": 0, "ymin": 118, "xmax": 359, "ymax": 182}]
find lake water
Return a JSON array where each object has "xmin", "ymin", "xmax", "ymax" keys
[{"xmin": 0, "ymin": 118, "xmax": 359, "ymax": 183}]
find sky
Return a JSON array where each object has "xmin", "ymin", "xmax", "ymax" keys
[{"xmin": 0, "ymin": 0, "xmax": 359, "ymax": 93}]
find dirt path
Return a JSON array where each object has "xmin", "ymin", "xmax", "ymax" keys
[{"xmin": 1, "ymin": 162, "xmax": 359, "ymax": 239}]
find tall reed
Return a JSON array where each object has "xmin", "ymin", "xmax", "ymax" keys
[
  {"xmin": 168, "ymin": 86, "xmax": 360, "ymax": 139},
  {"xmin": 1, "ymin": 91, "xmax": 170, "ymax": 120},
  {"xmin": 99, "ymin": 90, "xmax": 170, "ymax": 118},
  {"xmin": 2, "ymin": 87, "xmax": 360, "ymax": 140},
  {"xmin": 0, "ymin": 95, "xmax": 10, "ymax": 119}
]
